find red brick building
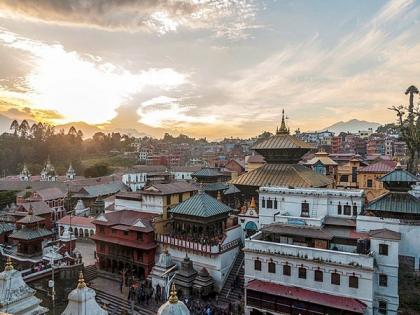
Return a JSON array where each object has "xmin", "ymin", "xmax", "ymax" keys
[{"xmin": 91, "ymin": 210, "xmax": 158, "ymax": 280}]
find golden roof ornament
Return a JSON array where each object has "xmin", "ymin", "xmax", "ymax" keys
[
  {"xmin": 276, "ymin": 109, "xmax": 289, "ymax": 135},
  {"xmin": 4, "ymin": 257, "xmax": 13, "ymax": 272},
  {"xmin": 169, "ymin": 283, "xmax": 178, "ymax": 304},
  {"xmin": 217, "ymin": 190, "xmax": 222, "ymax": 201},
  {"xmin": 250, "ymin": 197, "xmax": 256, "ymax": 209},
  {"xmin": 77, "ymin": 271, "xmax": 87, "ymax": 289}
]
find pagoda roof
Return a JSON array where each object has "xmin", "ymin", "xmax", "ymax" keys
[
  {"xmin": 231, "ymin": 163, "xmax": 332, "ymax": 188},
  {"xmin": 0, "ymin": 223, "xmax": 14, "ymax": 234},
  {"xmin": 380, "ymin": 168, "xmax": 418, "ymax": 183},
  {"xmin": 10, "ymin": 227, "xmax": 52, "ymax": 240},
  {"xmin": 366, "ymin": 192, "xmax": 420, "ymax": 214},
  {"xmin": 253, "ymin": 134, "xmax": 313, "ymax": 151},
  {"xmin": 304, "ymin": 151, "xmax": 338, "ymax": 166},
  {"xmin": 17, "ymin": 214, "xmax": 45, "ymax": 224},
  {"xmin": 169, "ymin": 191, "xmax": 232, "ymax": 218},
  {"xmin": 192, "ymin": 167, "xmax": 223, "ymax": 178}
]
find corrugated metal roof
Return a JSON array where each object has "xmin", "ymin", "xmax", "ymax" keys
[
  {"xmin": 380, "ymin": 168, "xmax": 419, "ymax": 183},
  {"xmin": 230, "ymin": 164, "xmax": 332, "ymax": 188},
  {"xmin": 252, "ymin": 134, "xmax": 313, "ymax": 150},
  {"xmin": 0, "ymin": 222, "xmax": 14, "ymax": 234},
  {"xmin": 366, "ymin": 192, "xmax": 420, "ymax": 214},
  {"xmin": 170, "ymin": 192, "xmax": 232, "ymax": 218},
  {"xmin": 75, "ymin": 182, "xmax": 125, "ymax": 198},
  {"xmin": 192, "ymin": 167, "xmax": 223, "ymax": 177},
  {"xmin": 359, "ymin": 160, "xmax": 396, "ymax": 174},
  {"xmin": 10, "ymin": 227, "xmax": 52, "ymax": 240}
]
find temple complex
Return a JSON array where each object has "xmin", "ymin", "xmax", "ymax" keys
[
  {"xmin": 157, "ymin": 283, "xmax": 190, "ymax": 315},
  {"xmin": 231, "ymin": 110, "xmax": 332, "ymax": 202},
  {"xmin": 156, "ymin": 190, "xmax": 242, "ymax": 291},
  {"xmin": 62, "ymin": 271, "xmax": 108, "ymax": 315},
  {"xmin": 0, "ymin": 258, "xmax": 48, "ymax": 315}
]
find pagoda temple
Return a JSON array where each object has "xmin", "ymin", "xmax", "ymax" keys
[
  {"xmin": 0, "ymin": 257, "xmax": 48, "ymax": 314},
  {"xmin": 62, "ymin": 271, "xmax": 108, "ymax": 315},
  {"xmin": 9, "ymin": 205, "xmax": 53, "ymax": 258},
  {"xmin": 231, "ymin": 110, "xmax": 332, "ymax": 201},
  {"xmin": 365, "ymin": 165, "xmax": 419, "ymax": 219},
  {"xmin": 191, "ymin": 167, "xmax": 229, "ymax": 198},
  {"xmin": 157, "ymin": 283, "xmax": 190, "ymax": 315}
]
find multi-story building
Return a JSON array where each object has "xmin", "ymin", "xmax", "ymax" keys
[
  {"xmin": 121, "ymin": 165, "xmax": 168, "ymax": 191},
  {"xmin": 243, "ymin": 185, "xmax": 401, "ymax": 315},
  {"xmin": 336, "ymin": 157, "xmax": 367, "ymax": 189},
  {"xmin": 357, "ymin": 160, "xmax": 396, "ymax": 201},
  {"xmin": 331, "ymin": 136, "xmax": 343, "ymax": 154},
  {"xmin": 170, "ymin": 166, "xmax": 202, "ymax": 181},
  {"xmin": 91, "ymin": 210, "xmax": 158, "ymax": 279}
]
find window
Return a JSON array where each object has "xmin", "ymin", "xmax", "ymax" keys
[
  {"xmin": 262, "ymin": 198, "xmax": 266, "ymax": 208},
  {"xmin": 340, "ymin": 175, "xmax": 349, "ymax": 182},
  {"xmin": 274, "ymin": 199, "xmax": 278, "ymax": 209},
  {"xmin": 254, "ymin": 259, "xmax": 261, "ymax": 271},
  {"xmin": 343, "ymin": 205, "xmax": 351, "ymax": 215},
  {"xmin": 137, "ymin": 232, "xmax": 143, "ymax": 241},
  {"xmin": 379, "ymin": 274, "xmax": 387, "ymax": 287},
  {"xmin": 301, "ymin": 202, "xmax": 310, "ymax": 217},
  {"xmin": 337, "ymin": 204, "xmax": 342, "ymax": 215},
  {"xmin": 378, "ymin": 301, "xmax": 387, "ymax": 314},
  {"xmin": 268, "ymin": 262, "xmax": 276, "ymax": 273},
  {"xmin": 349, "ymin": 275, "xmax": 359, "ymax": 288},
  {"xmin": 298, "ymin": 267, "xmax": 306, "ymax": 279},
  {"xmin": 112, "ymin": 229, "xmax": 116, "ymax": 234},
  {"xmin": 166, "ymin": 195, "xmax": 171, "ymax": 205},
  {"xmin": 283, "ymin": 264, "xmax": 291, "ymax": 276},
  {"xmin": 267, "ymin": 199, "xmax": 273, "ymax": 209},
  {"xmin": 367, "ymin": 179, "xmax": 373, "ymax": 187},
  {"xmin": 351, "ymin": 167, "xmax": 357, "ymax": 183},
  {"xmin": 331, "ymin": 272, "xmax": 340, "ymax": 285},
  {"xmin": 379, "ymin": 244, "xmax": 388, "ymax": 256},
  {"xmin": 123, "ymin": 230, "xmax": 129, "ymax": 236},
  {"xmin": 99, "ymin": 226, "xmax": 104, "ymax": 233},
  {"xmin": 100, "ymin": 243, "xmax": 105, "ymax": 252},
  {"xmin": 353, "ymin": 205, "xmax": 358, "ymax": 216},
  {"xmin": 178, "ymin": 193, "xmax": 183, "ymax": 203},
  {"xmin": 314, "ymin": 270, "xmax": 323, "ymax": 282}
]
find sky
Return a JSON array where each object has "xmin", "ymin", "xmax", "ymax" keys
[{"xmin": 0, "ymin": 0, "xmax": 419, "ymax": 139}]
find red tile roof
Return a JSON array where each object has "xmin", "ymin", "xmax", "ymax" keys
[
  {"xmin": 91, "ymin": 234, "xmax": 157, "ymax": 250},
  {"xmin": 247, "ymin": 280, "xmax": 367, "ymax": 314},
  {"xmin": 57, "ymin": 215, "xmax": 95, "ymax": 228},
  {"xmin": 359, "ymin": 160, "xmax": 396, "ymax": 173},
  {"xmin": 92, "ymin": 210, "xmax": 158, "ymax": 233}
]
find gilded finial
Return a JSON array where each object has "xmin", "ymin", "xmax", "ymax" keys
[
  {"xmin": 250, "ymin": 197, "xmax": 256, "ymax": 209},
  {"xmin": 277, "ymin": 109, "xmax": 289, "ymax": 135},
  {"xmin": 169, "ymin": 283, "xmax": 178, "ymax": 304},
  {"xmin": 4, "ymin": 257, "xmax": 13, "ymax": 271},
  {"xmin": 77, "ymin": 271, "xmax": 86, "ymax": 289}
]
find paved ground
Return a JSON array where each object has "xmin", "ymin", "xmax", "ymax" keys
[
  {"xmin": 91, "ymin": 277, "xmax": 128, "ymax": 299},
  {"xmin": 75, "ymin": 238, "xmax": 96, "ymax": 265}
]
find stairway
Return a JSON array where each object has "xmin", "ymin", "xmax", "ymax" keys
[
  {"xmin": 218, "ymin": 249, "xmax": 244, "ymax": 305},
  {"xmin": 84, "ymin": 264, "xmax": 98, "ymax": 282},
  {"xmin": 94, "ymin": 288, "xmax": 156, "ymax": 315}
]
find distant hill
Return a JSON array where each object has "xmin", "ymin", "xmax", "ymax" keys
[
  {"xmin": 321, "ymin": 119, "xmax": 381, "ymax": 134},
  {"xmin": 55, "ymin": 121, "xmax": 103, "ymax": 139}
]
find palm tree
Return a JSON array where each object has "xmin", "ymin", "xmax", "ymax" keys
[{"xmin": 10, "ymin": 120, "xmax": 19, "ymax": 135}]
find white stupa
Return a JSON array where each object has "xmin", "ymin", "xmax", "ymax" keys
[
  {"xmin": 157, "ymin": 283, "xmax": 190, "ymax": 315},
  {"xmin": 62, "ymin": 271, "xmax": 107, "ymax": 315},
  {"xmin": 150, "ymin": 249, "xmax": 176, "ymax": 289},
  {"xmin": 66, "ymin": 163, "xmax": 76, "ymax": 180},
  {"xmin": 74, "ymin": 199, "xmax": 89, "ymax": 216},
  {"xmin": 19, "ymin": 164, "xmax": 31, "ymax": 182},
  {"xmin": 0, "ymin": 257, "xmax": 48, "ymax": 315},
  {"xmin": 40, "ymin": 157, "xmax": 57, "ymax": 182}
]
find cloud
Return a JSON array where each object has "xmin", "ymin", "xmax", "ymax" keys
[
  {"xmin": 0, "ymin": 28, "xmax": 187, "ymax": 124},
  {"xmin": 0, "ymin": 0, "xmax": 261, "ymax": 39},
  {"xmin": 208, "ymin": 0, "xmax": 420, "ymax": 132}
]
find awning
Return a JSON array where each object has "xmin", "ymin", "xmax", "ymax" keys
[{"xmin": 246, "ymin": 279, "xmax": 367, "ymax": 314}]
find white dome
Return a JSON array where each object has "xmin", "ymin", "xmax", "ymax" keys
[{"xmin": 157, "ymin": 283, "xmax": 190, "ymax": 315}]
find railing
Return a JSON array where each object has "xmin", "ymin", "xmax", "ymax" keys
[{"xmin": 156, "ymin": 234, "xmax": 241, "ymax": 255}]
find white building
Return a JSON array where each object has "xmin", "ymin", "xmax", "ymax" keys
[
  {"xmin": 121, "ymin": 165, "xmax": 168, "ymax": 191},
  {"xmin": 170, "ymin": 166, "xmax": 202, "ymax": 181},
  {"xmin": 243, "ymin": 185, "xmax": 404, "ymax": 315},
  {"xmin": 0, "ymin": 258, "xmax": 48, "ymax": 315}
]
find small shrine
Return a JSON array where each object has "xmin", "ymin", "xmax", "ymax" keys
[
  {"xmin": 62, "ymin": 271, "xmax": 108, "ymax": 315},
  {"xmin": 0, "ymin": 257, "xmax": 48, "ymax": 314},
  {"xmin": 59, "ymin": 228, "xmax": 77, "ymax": 255},
  {"xmin": 66, "ymin": 163, "xmax": 76, "ymax": 180},
  {"xmin": 157, "ymin": 283, "xmax": 190, "ymax": 315},
  {"xmin": 9, "ymin": 206, "xmax": 53, "ymax": 258},
  {"xmin": 238, "ymin": 197, "xmax": 259, "ymax": 238},
  {"xmin": 74, "ymin": 199, "xmax": 89, "ymax": 216},
  {"xmin": 173, "ymin": 255, "xmax": 197, "ymax": 298},
  {"xmin": 192, "ymin": 267, "xmax": 214, "ymax": 298},
  {"xmin": 40, "ymin": 157, "xmax": 57, "ymax": 182},
  {"xmin": 150, "ymin": 249, "xmax": 176, "ymax": 289},
  {"xmin": 19, "ymin": 164, "xmax": 31, "ymax": 182}
]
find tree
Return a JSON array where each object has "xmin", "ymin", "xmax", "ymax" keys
[
  {"xmin": 68, "ymin": 126, "xmax": 77, "ymax": 137},
  {"xmin": 10, "ymin": 120, "xmax": 19, "ymax": 135},
  {"xmin": 390, "ymin": 85, "xmax": 420, "ymax": 173},
  {"xmin": 18, "ymin": 120, "xmax": 30, "ymax": 138}
]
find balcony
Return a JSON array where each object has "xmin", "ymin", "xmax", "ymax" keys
[{"xmin": 245, "ymin": 232, "xmax": 374, "ymax": 270}]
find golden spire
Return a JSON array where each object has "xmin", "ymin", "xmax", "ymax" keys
[
  {"xmin": 250, "ymin": 197, "xmax": 256, "ymax": 209},
  {"xmin": 169, "ymin": 283, "xmax": 178, "ymax": 304},
  {"xmin": 77, "ymin": 271, "xmax": 87, "ymax": 289},
  {"xmin": 277, "ymin": 109, "xmax": 289, "ymax": 135},
  {"xmin": 4, "ymin": 257, "xmax": 13, "ymax": 272}
]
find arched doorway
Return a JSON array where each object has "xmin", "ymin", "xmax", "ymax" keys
[{"xmin": 245, "ymin": 221, "xmax": 258, "ymax": 237}]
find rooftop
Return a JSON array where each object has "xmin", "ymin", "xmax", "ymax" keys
[
  {"xmin": 57, "ymin": 216, "xmax": 95, "ymax": 228},
  {"xmin": 366, "ymin": 192, "xmax": 420, "ymax": 214},
  {"xmin": 359, "ymin": 160, "xmax": 396, "ymax": 174},
  {"xmin": 262, "ymin": 223, "xmax": 334, "ymax": 240},
  {"xmin": 92, "ymin": 210, "xmax": 158, "ymax": 233},
  {"xmin": 192, "ymin": 167, "xmax": 223, "ymax": 178},
  {"xmin": 142, "ymin": 181, "xmax": 197, "ymax": 195}
]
